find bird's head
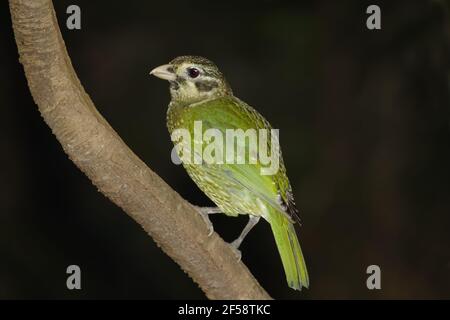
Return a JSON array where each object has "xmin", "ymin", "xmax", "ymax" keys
[{"xmin": 150, "ymin": 56, "xmax": 232, "ymax": 104}]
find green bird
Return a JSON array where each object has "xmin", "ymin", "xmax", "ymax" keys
[{"xmin": 150, "ymin": 56, "xmax": 309, "ymax": 290}]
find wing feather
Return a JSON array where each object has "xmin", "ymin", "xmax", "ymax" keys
[{"xmin": 186, "ymin": 96, "xmax": 300, "ymax": 222}]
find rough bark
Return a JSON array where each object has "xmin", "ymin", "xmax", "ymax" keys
[{"xmin": 9, "ymin": 0, "xmax": 271, "ymax": 300}]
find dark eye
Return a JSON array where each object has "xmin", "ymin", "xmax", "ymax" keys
[{"xmin": 187, "ymin": 67, "xmax": 200, "ymax": 78}]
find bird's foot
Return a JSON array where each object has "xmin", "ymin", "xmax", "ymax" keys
[
  {"xmin": 198, "ymin": 211, "xmax": 214, "ymax": 237},
  {"xmin": 226, "ymin": 215, "xmax": 259, "ymax": 262},
  {"xmin": 229, "ymin": 240, "xmax": 242, "ymax": 262},
  {"xmin": 193, "ymin": 206, "xmax": 220, "ymax": 236}
]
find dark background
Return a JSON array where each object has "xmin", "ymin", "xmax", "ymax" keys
[{"xmin": 1, "ymin": 0, "xmax": 449, "ymax": 299}]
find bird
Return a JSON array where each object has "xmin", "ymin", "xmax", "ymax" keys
[{"xmin": 150, "ymin": 56, "xmax": 309, "ymax": 290}]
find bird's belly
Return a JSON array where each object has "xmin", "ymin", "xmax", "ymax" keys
[{"xmin": 184, "ymin": 164, "xmax": 260, "ymax": 217}]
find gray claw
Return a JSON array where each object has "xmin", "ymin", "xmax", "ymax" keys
[
  {"xmin": 195, "ymin": 207, "xmax": 215, "ymax": 237},
  {"xmin": 229, "ymin": 240, "xmax": 242, "ymax": 262}
]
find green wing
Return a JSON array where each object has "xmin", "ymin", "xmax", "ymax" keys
[{"xmin": 182, "ymin": 96, "xmax": 299, "ymax": 221}]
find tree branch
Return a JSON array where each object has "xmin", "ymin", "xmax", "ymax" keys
[{"xmin": 9, "ymin": 0, "xmax": 271, "ymax": 300}]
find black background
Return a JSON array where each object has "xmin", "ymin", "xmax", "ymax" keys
[{"xmin": 1, "ymin": 0, "xmax": 449, "ymax": 299}]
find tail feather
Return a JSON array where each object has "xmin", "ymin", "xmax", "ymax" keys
[{"xmin": 268, "ymin": 210, "xmax": 309, "ymax": 290}]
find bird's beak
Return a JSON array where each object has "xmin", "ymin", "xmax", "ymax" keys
[{"xmin": 149, "ymin": 64, "xmax": 176, "ymax": 81}]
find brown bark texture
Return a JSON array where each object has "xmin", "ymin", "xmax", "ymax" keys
[{"xmin": 8, "ymin": 0, "xmax": 271, "ymax": 300}]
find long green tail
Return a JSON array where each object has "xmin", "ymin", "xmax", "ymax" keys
[{"xmin": 268, "ymin": 210, "xmax": 309, "ymax": 290}]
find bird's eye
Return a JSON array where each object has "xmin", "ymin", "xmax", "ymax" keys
[{"xmin": 187, "ymin": 67, "xmax": 200, "ymax": 78}]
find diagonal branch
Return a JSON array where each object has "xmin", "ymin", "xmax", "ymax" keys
[{"xmin": 9, "ymin": 0, "xmax": 271, "ymax": 300}]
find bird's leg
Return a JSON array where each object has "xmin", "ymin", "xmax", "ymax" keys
[
  {"xmin": 195, "ymin": 206, "xmax": 222, "ymax": 214},
  {"xmin": 193, "ymin": 206, "xmax": 221, "ymax": 236},
  {"xmin": 230, "ymin": 215, "xmax": 260, "ymax": 261}
]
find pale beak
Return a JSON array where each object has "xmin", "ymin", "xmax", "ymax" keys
[{"xmin": 149, "ymin": 64, "xmax": 176, "ymax": 81}]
